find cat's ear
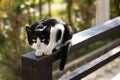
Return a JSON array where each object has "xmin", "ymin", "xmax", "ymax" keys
[{"xmin": 26, "ymin": 26, "xmax": 32, "ymax": 34}]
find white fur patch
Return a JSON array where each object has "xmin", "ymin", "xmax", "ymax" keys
[
  {"xmin": 43, "ymin": 23, "xmax": 65, "ymax": 55},
  {"xmin": 35, "ymin": 26, "xmax": 47, "ymax": 31}
]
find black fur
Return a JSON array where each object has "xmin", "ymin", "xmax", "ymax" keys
[
  {"xmin": 26, "ymin": 27, "xmax": 36, "ymax": 45},
  {"xmin": 42, "ymin": 18, "xmax": 59, "ymax": 27},
  {"xmin": 60, "ymin": 42, "xmax": 71, "ymax": 70},
  {"xmin": 56, "ymin": 29, "xmax": 62, "ymax": 42},
  {"xmin": 62, "ymin": 24, "xmax": 72, "ymax": 44}
]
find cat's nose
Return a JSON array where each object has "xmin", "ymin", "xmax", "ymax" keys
[{"xmin": 37, "ymin": 44, "xmax": 40, "ymax": 49}]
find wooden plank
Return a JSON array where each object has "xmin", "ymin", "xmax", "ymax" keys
[
  {"xmin": 70, "ymin": 17, "xmax": 120, "ymax": 54},
  {"xmin": 59, "ymin": 46, "xmax": 120, "ymax": 80}
]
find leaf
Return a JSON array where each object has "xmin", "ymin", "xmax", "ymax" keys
[{"xmin": 0, "ymin": 0, "xmax": 5, "ymax": 7}]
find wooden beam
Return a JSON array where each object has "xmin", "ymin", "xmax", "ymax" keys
[{"xmin": 59, "ymin": 46, "xmax": 120, "ymax": 80}]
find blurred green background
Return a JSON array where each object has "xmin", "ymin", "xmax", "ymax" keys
[{"xmin": 0, "ymin": 0, "xmax": 119, "ymax": 80}]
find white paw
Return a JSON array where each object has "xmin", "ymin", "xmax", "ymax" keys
[
  {"xmin": 44, "ymin": 51, "xmax": 52, "ymax": 55},
  {"xmin": 56, "ymin": 46, "xmax": 61, "ymax": 50},
  {"xmin": 35, "ymin": 51, "xmax": 43, "ymax": 56}
]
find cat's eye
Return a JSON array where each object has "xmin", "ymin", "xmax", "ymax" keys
[
  {"xmin": 32, "ymin": 39, "xmax": 36, "ymax": 42},
  {"xmin": 41, "ymin": 39, "xmax": 46, "ymax": 42}
]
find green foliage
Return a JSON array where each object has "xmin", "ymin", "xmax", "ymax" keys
[
  {"xmin": 83, "ymin": 0, "xmax": 95, "ymax": 5},
  {"xmin": 76, "ymin": 0, "xmax": 96, "ymax": 31},
  {"xmin": 0, "ymin": 30, "xmax": 31, "ymax": 80},
  {"xmin": 53, "ymin": 0, "xmax": 64, "ymax": 3},
  {"xmin": 110, "ymin": 0, "xmax": 120, "ymax": 18},
  {"xmin": 0, "ymin": 0, "xmax": 34, "ymax": 80}
]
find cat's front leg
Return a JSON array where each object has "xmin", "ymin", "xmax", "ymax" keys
[
  {"xmin": 35, "ymin": 50, "xmax": 43, "ymax": 56},
  {"xmin": 45, "ymin": 42, "xmax": 56, "ymax": 55}
]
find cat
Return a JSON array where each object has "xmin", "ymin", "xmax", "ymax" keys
[{"xmin": 26, "ymin": 18, "xmax": 73, "ymax": 70}]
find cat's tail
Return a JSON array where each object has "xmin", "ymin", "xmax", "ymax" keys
[{"xmin": 59, "ymin": 42, "xmax": 71, "ymax": 71}]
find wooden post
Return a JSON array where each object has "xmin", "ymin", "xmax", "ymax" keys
[
  {"xmin": 22, "ymin": 51, "xmax": 52, "ymax": 80},
  {"xmin": 96, "ymin": 0, "xmax": 110, "ymax": 24}
]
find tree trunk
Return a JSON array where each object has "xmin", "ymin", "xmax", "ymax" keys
[
  {"xmin": 48, "ymin": 0, "xmax": 51, "ymax": 17},
  {"xmin": 96, "ymin": 0, "xmax": 110, "ymax": 24},
  {"xmin": 67, "ymin": 0, "xmax": 73, "ymax": 26},
  {"xmin": 39, "ymin": 0, "xmax": 42, "ymax": 19}
]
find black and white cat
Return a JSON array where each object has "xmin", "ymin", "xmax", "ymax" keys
[{"xmin": 26, "ymin": 18, "xmax": 73, "ymax": 70}]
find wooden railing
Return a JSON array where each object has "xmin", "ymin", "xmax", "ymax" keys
[{"xmin": 22, "ymin": 17, "xmax": 120, "ymax": 80}]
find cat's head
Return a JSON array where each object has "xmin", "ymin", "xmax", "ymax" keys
[{"xmin": 26, "ymin": 22, "xmax": 51, "ymax": 50}]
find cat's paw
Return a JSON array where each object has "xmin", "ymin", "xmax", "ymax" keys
[
  {"xmin": 44, "ymin": 51, "xmax": 52, "ymax": 55},
  {"xmin": 56, "ymin": 46, "xmax": 61, "ymax": 50},
  {"xmin": 35, "ymin": 51, "xmax": 43, "ymax": 56}
]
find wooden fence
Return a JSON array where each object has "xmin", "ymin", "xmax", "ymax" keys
[{"xmin": 22, "ymin": 17, "xmax": 120, "ymax": 80}]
